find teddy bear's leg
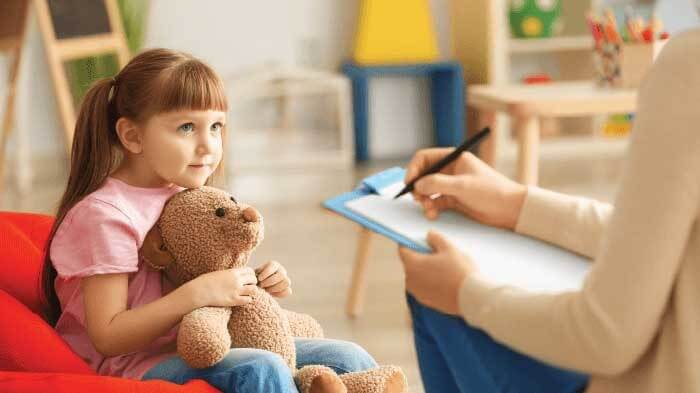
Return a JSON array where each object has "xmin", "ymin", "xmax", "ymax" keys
[
  {"xmin": 178, "ymin": 306, "xmax": 233, "ymax": 369},
  {"xmin": 295, "ymin": 365, "xmax": 346, "ymax": 393},
  {"xmin": 339, "ymin": 366, "xmax": 407, "ymax": 393},
  {"xmin": 283, "ymin": 309, "xmax": 324, "ymax": 338},
  {"xmin": 229, "ymin": 288, "xmax": 297, "ymax": 369}
]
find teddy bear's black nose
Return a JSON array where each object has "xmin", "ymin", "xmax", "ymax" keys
[{"xmin": 215, "ymin": 207, "xmax": 226, "ymax": 217}]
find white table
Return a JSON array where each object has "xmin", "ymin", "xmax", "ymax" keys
[{"xmin": 468, "ymin": 81, "xmax": 638, "ymax": 184}]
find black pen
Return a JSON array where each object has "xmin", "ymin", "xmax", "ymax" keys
[{"xmin": 393, "ymin": 127, "xmax": 491, "ymax": 200}]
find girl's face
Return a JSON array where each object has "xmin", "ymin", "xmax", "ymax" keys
[{"xmin": 140, "ymin": 109, "xmax": 225, "ymax": 188}]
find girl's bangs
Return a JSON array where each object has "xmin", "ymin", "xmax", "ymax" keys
[{"xmin": 154, "ymin": 60, "xmax": 228, "ymax": 114}]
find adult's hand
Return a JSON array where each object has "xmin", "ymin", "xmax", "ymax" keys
[
  {"xmin": 405, "ymin": 149, "xmax": 527, "ymax": 230},
  {"xmin": 399, "ymin": 231, "xmax": 474, "ymax": 315}
]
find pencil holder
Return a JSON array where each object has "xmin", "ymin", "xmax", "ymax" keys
[{"xmin": 594, "ymin": 39, "xmax": 667, "ymax": 88}]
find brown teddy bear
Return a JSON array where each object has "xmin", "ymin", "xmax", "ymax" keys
[{"xmin": 140, "ymin": 187, "xmax": 407, "ymax": 393}]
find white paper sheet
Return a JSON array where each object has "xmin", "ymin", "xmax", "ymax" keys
[{"xmin": 346, "ymin": 194, "xmax": 590, "ymax": 293}]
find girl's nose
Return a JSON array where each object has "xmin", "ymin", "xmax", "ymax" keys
[
  {"xmin": 196, "ymin": 131, "xmax": 218, "ymax": 155},
  {"xmin": 196, "ymin": 139, "xmax": 213, "ymax": 155},
  {"xmin": 242, "ymin": 207, "xmax": 260, "ymax": 223}
]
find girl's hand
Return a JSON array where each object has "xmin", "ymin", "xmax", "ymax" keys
[
  {"xmin": 398, "ymin": 231, "xmax": 474, "ymax": 315},
  {"xmin": 406, "ymin": 149, "xmax": 527, "ymax": 230},
  {"xmin": 255, "ymin": 260, "xmax": 292, "ymax": 298},
  {"xmin": 188, "ymin": 267, "xmax": 258, "ymax": 308}
]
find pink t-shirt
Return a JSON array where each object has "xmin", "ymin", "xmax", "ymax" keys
[{"xmin": 50, "ymin": 177, "xmax": 185, "ymax": 379}]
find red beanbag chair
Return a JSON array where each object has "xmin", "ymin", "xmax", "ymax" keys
[
  {"xmin": 0, "ymin": 211, "xmax": 218, "ymax": 392},
  {"xmin": 0, "ymin": 371, "xmax": 218, "ymax": 392},
  {"xmin": 0, "ymin": 212, "xmax": 54, "ymax": 314},
  {"xmin": 0, "ymin": 288, "xmax": 94, "ymax": 373}
]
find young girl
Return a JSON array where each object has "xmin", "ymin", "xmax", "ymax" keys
[{"xmin": 42, "ymin": 48, "xmax": 378, "ymax": 393}]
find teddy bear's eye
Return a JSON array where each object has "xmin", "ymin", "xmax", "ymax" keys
[
  {"xmin": 215, "ymin": 207, "xmax": 226, "ymax": 217},
  {"xmin": 230, "ymin": 196, "xmax": 237, "ymax": 204}
]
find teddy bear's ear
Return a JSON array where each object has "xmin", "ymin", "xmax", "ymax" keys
[{"xmin": 141, "ymin": 224, "xmax": 174, "ymax": 271}]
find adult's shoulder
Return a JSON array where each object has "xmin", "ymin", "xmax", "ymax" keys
[{"xmin": 651, "ymin": 29, "xmax": 700, "ymax": 77}]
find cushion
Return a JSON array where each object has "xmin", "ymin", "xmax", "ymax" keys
[
  {"xmin": 0, "ymin": 212, "xmax": 54, "ymax": 313},
  {"xmin": 0, "ymin": 212, "xmax": 54, "ymax": 249},
  {"xmin": 0, "ymin": 289, "xmax": 93, "ymax": 374}
]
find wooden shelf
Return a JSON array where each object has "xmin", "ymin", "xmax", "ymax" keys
[
  {"xmin": 451, "ymin": 0, "xmax": 606, "ymax": 173},
  {"xmin": 509, "ymin": 36, "xmax": 593, "ymax": 54}
]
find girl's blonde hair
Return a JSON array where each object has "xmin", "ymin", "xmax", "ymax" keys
[{"xmin": 42, "ymin": 48, "xmax": 229, "ymax": 325}]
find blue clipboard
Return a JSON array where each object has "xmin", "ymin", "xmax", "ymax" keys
[{"xmin": 323, "ymin": 167, "xmax": 432, "ymax": 253}]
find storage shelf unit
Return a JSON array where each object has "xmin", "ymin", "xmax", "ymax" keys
[
  {"xmin": 450, "ymin": 0, "xmax": 613, "ymax": 170},
  {"xmin": 509, "ymin": 35, "xmax": 593, "ymax": 54}
]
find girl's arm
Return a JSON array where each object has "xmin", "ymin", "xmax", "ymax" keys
[
  {"xmin": 82, "ymin": 267, "xmax": 258, "ymax": 357},
  {"xmin": 82, "ymin": 273, "xmax": 197, "ymax": 357}
]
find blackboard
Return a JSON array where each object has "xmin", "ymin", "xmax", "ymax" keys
[{"xmin": 47, "ymin": 0, "xmax": 112, "ymax": 39}]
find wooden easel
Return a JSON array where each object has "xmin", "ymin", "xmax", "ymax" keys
[
  {"xmin": 0, "ymin": 0, "xmax": 130, "ymax": 195},
  {"xmin": 0, "ymin": 0, "xmax": 31, "ymax": 194},
  {"xmin": 34, "ymin": 0, "xmax": 130, "ymax": 153}
]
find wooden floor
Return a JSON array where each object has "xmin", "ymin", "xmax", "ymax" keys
[{"xmin": 1, "ymin": 148, "xmax": 623, "ymax": 392}]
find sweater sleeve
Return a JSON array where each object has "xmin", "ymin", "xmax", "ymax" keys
[
  {"xmin": 515, "ymin": 186, "xmax": 613, "ymax": 259},
  {"xmin": 458, "ymin": 31, "xmax": 700, "ymax": 375}
]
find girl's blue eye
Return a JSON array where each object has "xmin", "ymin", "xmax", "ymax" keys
[
  {"xmin": 178, "ymin": 123, "xmax": 194, "ymax": 133},
  {"xmin": 211, "ymin": 122, "xmax": 223, "ymax": 133}
]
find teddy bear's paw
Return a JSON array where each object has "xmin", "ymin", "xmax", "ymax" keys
[
  {"xmin": 339, "ymin": 365, "xmax": 407, "ymax": 393},
  {"xmin": 296, "ymin": 365, "xmax": 346, "ymax": 393},
  {"xmin": 309, "ymin": 372, "xmax": 347, "ymax": 393}
]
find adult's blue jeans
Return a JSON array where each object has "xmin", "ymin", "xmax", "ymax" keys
[
  {"xmin": 407, "ymin": 293, "xmax": 589, "ymax": 393},
  {"xmin": 142, "ymin": 338, "xmax": 377, "ymax": 393}
]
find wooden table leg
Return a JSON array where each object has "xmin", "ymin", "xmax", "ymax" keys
[
  {"xmin": 477, "ymin": 110, "xmax": 497, "ymax": 166},
  {"xmin": 515, "ymin": 115, "xmax": 540, "ymax": 185},
  {"xmin": 346, "ymin": 227, "xmax": 372, "ymax": 318}
]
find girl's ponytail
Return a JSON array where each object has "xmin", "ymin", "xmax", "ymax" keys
[
  {"xmin": 69, "ymin": 77, "xmax": 121, "ymax": 199},
  {"xmin": 42, "ymin": 77, "xmax": 120, "ymax": 325}
]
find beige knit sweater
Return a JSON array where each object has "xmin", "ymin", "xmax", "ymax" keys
[{"xmin": 458, "ymin": 29, "xmax": 700, "ymax": 393}]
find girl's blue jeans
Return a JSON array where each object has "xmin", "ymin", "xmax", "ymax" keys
[
  {"xmin": 142, "ymin": 338, "xmax": 377, "ymax": 393},
  {"xmin": 407, "ymin": 293, "xmax": 590, "ymax": 393}
]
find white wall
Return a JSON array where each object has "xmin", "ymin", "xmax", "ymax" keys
[
  {"xmin": 145, "ymin": 0, "xmax": 452, "ymax": 159},
  {"xmin": 7, "ymin": 0, "xmax": 453, "ymax": 165},
  {"xmin": 655, "ymin": 0, "xmax": 700, "ymax": 33}
]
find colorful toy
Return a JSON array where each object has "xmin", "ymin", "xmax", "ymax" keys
[
  {"xmin": 508, "ymin": 0, "xmax": 562, "ymax": 39},
  {"xmin": 602, "ymin": 113, "xmax": 634, "ymax": 137}
]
